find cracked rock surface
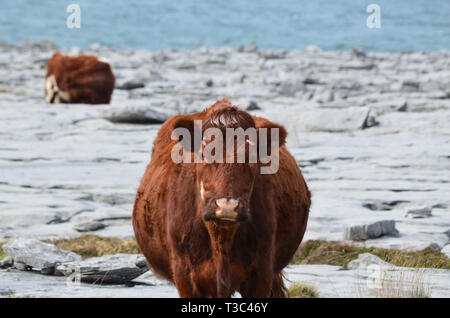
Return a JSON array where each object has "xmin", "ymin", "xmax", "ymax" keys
[{"xmin": 0, "ymin": 41, "xmax": 449, "ymax": 298}]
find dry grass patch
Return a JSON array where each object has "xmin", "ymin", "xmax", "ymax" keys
[
  {"xmin": 0, "ymin": 243, "xmax": 6, "ymax": 261},
  {"xmin": 374, "ymin": 269, "xmax": 432, "ymax": 298},
  {"xmin": 47, "ymin": 235, "xmax": 141, "ymax": 259},
  {"xmin": 292, "ymin": 240, "xmax": 449, "ymax": 269},
  {"xmin": 356, "ymin": 268, "xmax": 432, "ymax": 298},
  {"xmin": 286, "ymin": 282, "xmax": 319, "ymax": 298}
]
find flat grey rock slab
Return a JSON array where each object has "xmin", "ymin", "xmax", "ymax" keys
[
  {"xmin": 73, "ymin": 221, "xmax": 107, "ymax": 232},
  {"xmin": 254, "ymin": 107, "xmax": 377, "ymax": 132},
  {"xmin": 343, "ymin": 253, "xmax": 450, "ymax": 297},
  {"xmin": 441, "ymin": 245, "xmax": 450, "ymax": 258},
  {"xmin": 116, "ymin": 81, "xmax": 145, "ymax": 90},
  {"xmin": 0, "ymin": 268, "xmax": 178, "ymax": 298},
  {"xmin": 3, "ymin": 239, "xmax": 81, "ymax": 275},
  {"xmin": 347, "ymin": 253, "xmax": 392, "ymax": 270},
  {"xmin": 0, "ymin": 256, "xmax": 13, "ymax": 269},
  {"xmin": 344, "ymin": 220, "xmax": 399, "ymax": 241},
  {"xmin": 56, "ymin": 254, "xmax": 148, "ymax": 284},
  {"xmin": 2, "ymin": 260, "xmax": 449, "ymax": 298},
  {"xmin": 404, "ymin": 207, "xmax": 433, "ymax": 218},
  {"xmin": 100, "ymin": 105, "xmax": 175, "ymax": 124},
  {"xmin": 1, "ymin": 45, "xmax": 450, "ymax": 253}
]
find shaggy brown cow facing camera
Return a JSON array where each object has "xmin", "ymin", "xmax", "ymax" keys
[
  {"xmin": 45, "ymin": 52, "xmax": 115, "ymax": 104},
  {"xmin": 133, "ymin": 98, "xmax": 310, "ymax": 297}
]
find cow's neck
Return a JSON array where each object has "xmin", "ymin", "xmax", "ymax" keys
[
  {"xmin": 205, "ymin": 222, "xmax": 239, "ymax": 297},
  {"xmin": 206, "ymin": 223, "xmax": 238, "ymax": 254}
]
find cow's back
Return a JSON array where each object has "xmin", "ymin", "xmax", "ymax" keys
[{"xmin": 46, "ymin": 53, "xmax": 115, "ymax": 104}]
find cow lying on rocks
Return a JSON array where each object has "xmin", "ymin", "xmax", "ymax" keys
[
  {"xmin": 133, "ymin": 98, "xmax": 311, "ymax": 297},
  {"xmin": 45, "ymin": 52, "xmax": 115, "ymax": 104}
]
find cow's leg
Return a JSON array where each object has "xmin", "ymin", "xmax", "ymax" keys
[
  {"xmin": 270, "ymin": 272, "xmax": 287, "ymax": 298},
  {"xmin": 216, "ymin": 254, "xmax": 232, "ymax": 298},
  {"xmin": 172, "ymin": 260, "xmax": 197, "ymax": 298},
  {"xmin": 240, "ymin": 267, "xmax": 273, "ymax": 298}
]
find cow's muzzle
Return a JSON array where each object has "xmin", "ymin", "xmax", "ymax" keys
[{"xmin": 203, "ymin": 197, "xmax": 249, "ymax": 224}]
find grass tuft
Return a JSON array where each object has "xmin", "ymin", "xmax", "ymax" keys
[
  {"xmin": 357, "ymin": 268, "xmax": 432, "ymax": 298},
  {"xmin": 4, "ymin": 236, "xmax": 448, "ymax": 270},
  {"xmin": 46, "ymin": 235, "xmax": 141, "ymax": 259},
  {"xmin": 0, "ymin": 243, "xmax": 5, "ymax": 261},
  {"xmin": 286, "ymin": 282, "xmax": 319, "ymax": 298},
  {"xmin": 292, "ymin": 240, "xmax": 449, "ymax": 269}
]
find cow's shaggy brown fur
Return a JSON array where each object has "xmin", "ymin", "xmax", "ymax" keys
[
  {"xmin": 45, "ymin": 52, "xmax": 115, "ymax": 104},
  {"xmin": 133, "ymin": 98, "xmax": 310, "ymax": 297}
]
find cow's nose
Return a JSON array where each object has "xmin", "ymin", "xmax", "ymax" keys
[
  {"xmin": 215, "ymin": 198, "xmax": 239, "ymax": 220},
  {"xmin": 216, "ymin": 198, "xmax": 239, "ymax": 210}
]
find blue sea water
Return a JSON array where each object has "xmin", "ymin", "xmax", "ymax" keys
[{"xmin": 0, "ymin": 0, "xmax": 449, "ymax": 52}]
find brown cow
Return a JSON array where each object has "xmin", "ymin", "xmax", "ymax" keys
[
  {"xmin": 133, "ymin": 98, "xmax": 310, "ymax": 297},
  {"xmin": 45, "ymin": 52, "xmax": 115, "ymax": 104}
]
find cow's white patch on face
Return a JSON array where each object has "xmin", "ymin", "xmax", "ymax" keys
[
  {"xmin": 98, "ymin": 57, "xmax": 109, "ymax": 64},
  {"xmin": 45, "ymin": 75, "xmax": 69, "ymax": 103},
  {"xmin": 58, "ymin": 89, "xmax": 70, "ymax": 102},
  {"xmin": 200, "ymin": 181, "xmax": 205, "ymax": 201},
  {"xmin": 45, "ymin": 75, "xmax": 56, "ymax": 103}
]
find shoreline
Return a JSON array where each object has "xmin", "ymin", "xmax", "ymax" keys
[{"xmin": 2, "ymin": 39, "xmax": 450, "ymax": 55}]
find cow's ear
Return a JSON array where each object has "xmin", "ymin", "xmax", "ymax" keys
[
  {"xmin": 173, "ymin": 117, "xmax": 195, "ymax": 138},
  {"xmin": 258, "ymin": 121, "xmax": 287, "ymax": 155},
  {"xmin": 172, "ymin": 116, "xmax": 201, "ymax": 153}
]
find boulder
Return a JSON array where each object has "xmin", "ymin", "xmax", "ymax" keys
[
  {"xmin": 56, "ymin": 254, "xmax": 148, "ymax": 284},
  {"xmin": 345, "ymin": 220, "xmax": 399, "ymax": 241},
  {"xmin": 246, "ymin": 100, "xmax": 261, "ymax": 111},
  {"xmin": 0, "ymin": 256, "xmax": 13, "ymax": 269},
  {"xmin": 116, "ymin": 81, "xmax": 145, "ymax": 90},
  {"xmin": 444, "ymin": 229, "xmax": 450, "ymax": 239},
  {"xmin": 347, "ymin": 253, "xmax": 392, "ymax": 270},
  {"xmin": 259, "ymin": 50, "xmax": 287, "ymax": 60},
  {"xmin": 401, "ymin": 81, "xmax": 420, "ymax": 92},
  {"xmin": 441, "ymin": 245, "xmax": 450, "ymax": 258},
  {"xmin": 19, "ymin": 39, "xmax": 57, "ymax": 51},
  {"xmin": 13, "ymin": 261, "xmax": 31, "ymax": 271},
  {"xmin": 2, "ymin": 239, "xmax": 81, "ymax": 275},
  {"xmin": 427, "ymin": 243, "xmax": 441, "ymax": 250},
  {"xmin": 363, "ymin": 200, "xmax": 408, "ymax": 211},
  {"xmin": 397, "ymin": 101, "xmax": 408, "ymax": 112},
  {"xmin": 73, "ymin": 221, "xmax": 107, "ymax": 232},
  {"xmin": 239, "ymin": 42, "xmax": 258, "ymax": 53},
  {"xmin": 404, "ymin": 207, "xmax": 432, "ymax": 218},
  {"xmin": 277, "ymin": 79, "xmax": 305, "ymax": 96},
  {"xmin": 350, "ymin": 48, "xmax": 366, "ymax": 59},
  {"xmin": 339, "ymin": 63, "xmax": 375, "ymax": 71},
  {"xmin": 101, "ymin": 105, "xmax": 175, "ymax": 124}
]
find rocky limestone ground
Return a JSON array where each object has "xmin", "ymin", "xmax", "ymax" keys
[
  {"xmin": 0, "ymin": 40, "xmax": 449, "ymax": 297},
  {"xmin": 2, "ymin": 250, "xmax": 449, "ymax": 298}
]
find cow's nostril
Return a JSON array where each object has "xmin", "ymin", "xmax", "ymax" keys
[{"xmin": 215, "ymin": 198, "xmax": 239, "ymax": 211}]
